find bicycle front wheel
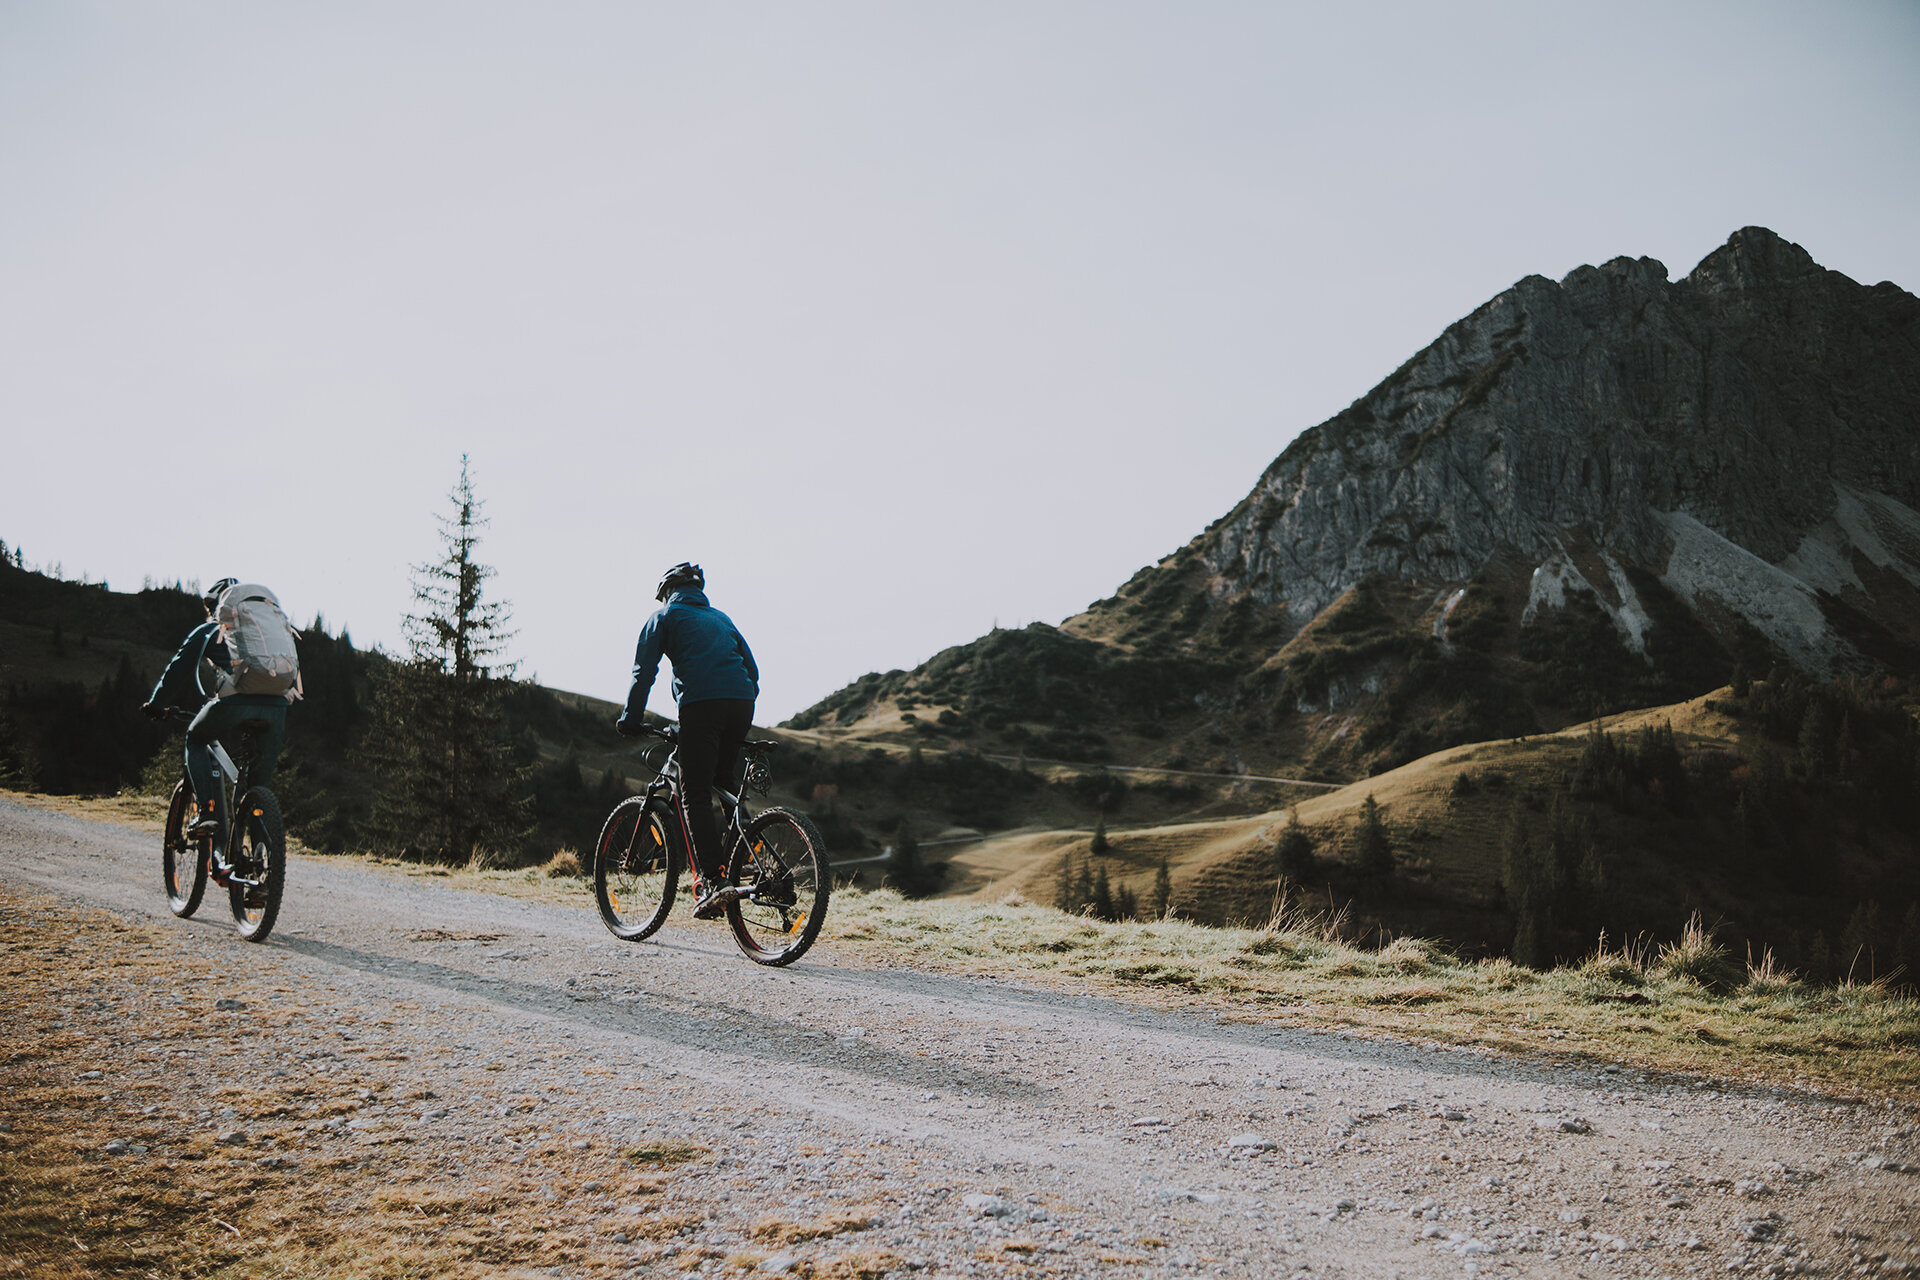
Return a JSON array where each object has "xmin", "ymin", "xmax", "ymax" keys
[
  {"xmin": 163, "ymin": 778, "xmax": 208, "ymax": 918},
  {"xmin": 594, "ymin": 796, "xmax": 680, "ymax": 941},
  {"xmin": 725, "ymin": 807, "xmax": 829, "ymax": 967},
  {"xmin": 227, "ymin": 787, "xmax": 286, "ymax": 942}
]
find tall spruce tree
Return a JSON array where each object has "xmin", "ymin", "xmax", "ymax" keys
[
  {"xmin": 1091, "ymin": 862, "xmax": 1115, "ymax": 921},
  {"xmin": 361, "ymin": 457, "xmax": 531, "ymax": 863},
  {"xmin": 1150, "ymin": 856, "xmax": 1173, "ymax": 920},
  {"xmin": 1350, "ymin": 794, "xmax": 1394, "ymax": 884},
  {"xmin": 889, "ymin": 822, "xmax": 944, "ymax": 898},
  {"xmin": 1503, "ymin": 806, "xmax": 1548, "ymax": 968},
  {"xmin": 1274, "ymin": 804, "xmax": 1315, "ymax": 883}
]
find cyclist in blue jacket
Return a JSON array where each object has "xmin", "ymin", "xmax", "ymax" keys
[{"xmin": 616, "ymin": 563, "xmax": 760, "ymax": 919}]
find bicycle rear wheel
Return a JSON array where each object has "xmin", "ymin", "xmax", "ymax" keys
[
  {"xmin": 594, "ymin": 796, "xmax": 680, "ymax": 941},
  {"xmin": 163, "ymin": 778, "xmax": 208, "ymax": 918},
  {"xmin": 725, "ymin": 807, "xmax": 829, "ymax": 967},
  {"xmin": 227, "ymin": 787, "xmax": 286, "ymax": 942}
]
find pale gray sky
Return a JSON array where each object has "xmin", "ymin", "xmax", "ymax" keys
[{"xmin": 4, "ymin": 2, "xmax": 1917, "ymax": 721}]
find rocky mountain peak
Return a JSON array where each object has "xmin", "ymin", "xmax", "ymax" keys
[
  {"xmin": 1687, "ymin": 224, "xmax": 1822, "ymax": 291},
  {"xmin": 1177, "ymin": 227, "xmax": 1920, "ymax": 677}
]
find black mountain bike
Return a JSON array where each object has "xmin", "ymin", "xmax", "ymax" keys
[
  {"xmin": 593, "ymin": 724, "xmax": 829, "ymax": 967},
  {"xmin": 159, "ymin": 711, "xmax": 287, "ymax": 942}
]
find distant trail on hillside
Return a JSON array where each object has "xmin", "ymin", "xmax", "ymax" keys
[
  {"xmin": 975, "ymin": 752, "xmax": 1346, "ymax": 790},
  {"xmin": 785, "ymin": 729, "xmax": 1345, "ymax": 791},
  {"xmin": 4, "ymin": 795, "xmax": 1915, "ymax": 1277}
]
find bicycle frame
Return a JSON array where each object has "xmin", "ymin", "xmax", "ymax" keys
[
  {"xmin": 201, "ymin": 721, "xmax": 272, "ymax": 891},
  {"xmin": 641, "ymin": 740, "xmax": 757, "ymax": 890}
]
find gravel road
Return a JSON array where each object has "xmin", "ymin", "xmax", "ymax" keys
[{"xmin": 4, "ymin": 796, "xmax": 1917, "ymax": 1278}]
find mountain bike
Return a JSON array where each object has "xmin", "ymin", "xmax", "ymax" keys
[
  {"xmin": 593, "ymin": 724, "xmax": 829, "ymax": 967},
  {"xmin": 158, "ymin": 710, "xmax": 288, "ymax": 942}
]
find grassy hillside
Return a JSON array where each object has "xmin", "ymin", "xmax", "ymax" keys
[{"xmin": 927, "ymin": 680, "xmax": 1920, "ymax": 988}]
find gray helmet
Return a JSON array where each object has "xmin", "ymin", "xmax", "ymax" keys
[
  {"xmin": 202, "ymin": 577, "xmax": 238, "ymax": 612},
  {"xmin": 655, "ymin": 562, "xmax": 704, "ymax": 601}
]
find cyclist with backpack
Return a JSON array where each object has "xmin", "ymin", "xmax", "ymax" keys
[
  {"xmin": 615, "ymin": 562, "xmax": 760, "ymax": 920},
  {"xmin": 143, "ymin": 579, "xmax": 303, "ymax": 843}
]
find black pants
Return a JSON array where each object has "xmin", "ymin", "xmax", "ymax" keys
[{"xmin": 677, "ymin": 698, "xmax": 755, "ymax": 883}]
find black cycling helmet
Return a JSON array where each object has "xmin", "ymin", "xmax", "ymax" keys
[
  {"xmin": 655, "ymin": 562, "xmax": 704, "ymax": 601},
  {"xmin": 202, "ymin": 577, "xmax": 239, "ymax": 612}
]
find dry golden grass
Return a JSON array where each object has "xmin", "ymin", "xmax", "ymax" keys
[
  {"xmin": 0, "ymin": 883, "xmax": 704, "ymax": 1279},
  {"xmin": 621, "ymin": 1141, "xmax": 707, "ymax": 1167},
  {"xmin": 749, "ymin": 1207, "xmax": 878, "ymax": 1244},
  {"xmin": 813, "ymin": 1249, "xmax": 899, "ymax": 1280},
  {"xmin": 540, "ymin": 847, "xmax": 586, "ymax": 878}
]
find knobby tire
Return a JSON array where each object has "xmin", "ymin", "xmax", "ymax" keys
[
  {"xmin": 163, "ymin": 778, "xmax": 208, "ymax": 918},
  {"xmin": 724, "ymin": 806, "xmax": 829, "ymax": 967},
  {"xmin": 227, "ymin": 787, "xmax": 286, "ymax": 942},
  {"xmin": 594, "ymin": 796, "xmax": 681, "ymax": 942}
]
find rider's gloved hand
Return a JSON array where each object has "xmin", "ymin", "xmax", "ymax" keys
[
  {"xmin": 614, "ymin": 715, "xmax": 641, "ymax": 738},
  {"xmin": 141, "ymin": 701, "xmax": 165, "ymax": 721}
]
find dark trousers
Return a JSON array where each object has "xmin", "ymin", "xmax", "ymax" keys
[
  {"xmin": 677, "ymin": 698, "xmax": 754, "ymax": 883},
  {"xmin": 185, "ymin": 695, "xmax": 287, "ymax": 828}
]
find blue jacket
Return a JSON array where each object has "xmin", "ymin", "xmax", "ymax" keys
[
  {"xmin": 619, "ymin": 588, "xmax": 759, "ymax": 722},
  {"xmin": 149, "ymin": 620, "xmax": 229, "ymax": 710}
]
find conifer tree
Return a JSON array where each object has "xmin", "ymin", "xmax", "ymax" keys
[
  {"xmin": 1729, "ymin": 661, "xmax": 1751, "ymax": 698},
  {"xmin": 1350, "ymin": 794, "xmax": 1394, "ymax": 883},
  {"xmin": 1841, "ymin": 900, "xmax": 1882, "ymax": 982},
  {"xmin": 1072, "ymin": 855, "xmax": 1094, "ymax": 915},
  {"xmin": 1806, "ymin": 929, "xmax": 1833, "ymax": 984},
  {"xmin": 1503, "ymin": 806, "xmax": 1548, "ymax": 968},
  {"xmin": 1150, "ymin": 856, "xmax": 1173, "ymax": 920},
  {"xmin": 1274, "ymin": 804, "xmax": 1315, "ymax": 883},
  {"xmin": 1092, "ymin": 862, "xmax": 1115, "ymax": 921},
  {"xmin": 360, "ymin": 457, "xmax": 531, "ymax": 863},
  {"xmin": 1897, "ymin": 903, "xmax": 1920, "ymax": 994},
  {"xmin": 1090, "ymin": 814, "xmax": 1110, "ymax": 855},
  {"xmin": 889, "ymin": 822, "xmax": 944, "ymax": 897},
  {"xmin": 1054, "ymin": 850, "xmax": 1076, "ymax": 913}
]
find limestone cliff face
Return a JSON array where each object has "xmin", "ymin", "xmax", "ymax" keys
[{"xmin": 1191, "ymin": 228, "xmax": 1920, "ymax": 676}]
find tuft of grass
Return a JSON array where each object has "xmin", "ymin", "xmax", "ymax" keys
[
  {"xmin": 815, "ymin": 1249, "xmax": 900, "ymax": 1280},
  {"xmin": 466, "ymin": 844, "xmax": 511, "ymax": 872},
  {"xmin": 1656, "ymin": 913, "xmax": 1742, "ymax": 992},
  {"xmin": 750, "ymin": 1208, "xmax": 878, "ymax": 1244},
  {"xmin": 1744, "ymin": 944, "xmax": 1798, "ymax": 996},
  {"xmin": 623, "ymin": 1142, "xmax": 708, "ymax": 1167},
  {"xmin": 1380, "ymin": 936, "xmax": 1435, "ymax": 974},
  {"xmin": 543, "ymin": 847, "xmax": 586, "ymax": 878},
  {"xmin": 1574, "ymin": 929, "xmax": 1654, "ymax": 988}
]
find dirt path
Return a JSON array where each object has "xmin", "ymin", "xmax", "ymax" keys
[{"xmin": 3, "ymin": 796, "xmax": 1917, "ymax": 1278}]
